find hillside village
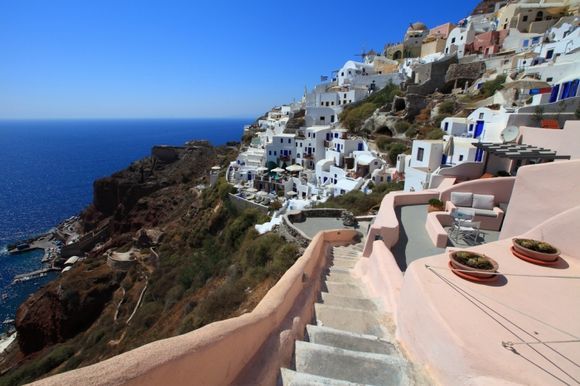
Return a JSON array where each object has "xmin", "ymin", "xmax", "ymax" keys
[
  {"xmin": 228, "ymin": 0, "xmax": 579, "ymax": 210},
  {"xmin": 3, "ymin": 0, "xmax": 580, "ymax": 385}
]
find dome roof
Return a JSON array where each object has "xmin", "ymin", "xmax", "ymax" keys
[{"xmin": 408, "ymin": 22, "xmax": 428, "ymax": 31}]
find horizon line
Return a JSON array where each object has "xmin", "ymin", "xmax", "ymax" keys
[{"xmin": 0, "ymin": 116, "xmax": 256, "ymax": 121}]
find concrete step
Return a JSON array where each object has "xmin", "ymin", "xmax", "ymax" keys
[
  {"xmin": 280, "ymin": 368, "xmax": 364, "ymax": 386},
  {"xmin": 294, "ymin": 341, "xmax": 409, "ymax": 386},
  {"xmin": 320, "ymin": 293, "xmax": 377, "ymax": 312},
  {"xmin": 325, "ymin": 270, "xmax": 357, "ymax": 284},
  {"xmin": 322, "ymin": 282, "xmax": 365, "ymax": 298},
  {"xmin": 306, "ymin": 325, "xmax": 395, "ymax": 355},
  {"xmin": 314, "ymin": 303, "xmax": 385, "ymax": 337},
  {"xmin": 332, "ymin": 257, "xmax": 357, "ymax": 269}
]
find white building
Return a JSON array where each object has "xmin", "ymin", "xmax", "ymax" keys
[
  {"xmin": 324, "ymin": 128, "xmax": 367, "ymax": 168},
  {"xmin": 444, "ymin": 24, "xmax": 476, "ymax": 58},
  {"xmin": 265, "ymin": 134, "xmax": 296, "ymax": 166},
  {"xmin": 296, "ymin": 126, "xmax": 332, "ymax": 170},
  {"xmin": 501, "ymin": 29, "xmax": 543, "ymax": 53},
  {"xmin": 305, "ymin": 107, "xmax": 338, "ymax": 126},
  {"xmin": 536, "ymin": 26, "xmax": 579, "ymax": 60},
  {"xmin": 403, "ymin": 140, "xmax": 445, "ymax": 192}
]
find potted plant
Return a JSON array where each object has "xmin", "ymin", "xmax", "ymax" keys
[
  {"xmin": 512, "ymin": 238, "xmax": 560, "ymax": 262},
  {"xmin": 428, "ymin": 198, "xmax": 444, "ymax": 213},
  {"xmin": 449, "ymin": 250, "xmax": 499, "ymax": 279}
]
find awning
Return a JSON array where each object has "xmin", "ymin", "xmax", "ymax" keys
[{"xmin": 474, "ymin": 142, "xmax": 570, "ymax": 160}]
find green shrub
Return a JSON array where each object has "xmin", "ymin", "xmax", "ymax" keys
[
  {"xmin": 340, "ymin": 84, "xmax": 401, "ymax": 132},
  {"xmin": 433, "ymin": 114, "xmax": 450, "ymax": 129},
  {"xmin": 340, "ymin": 102, "xmax": 376, "ymax": 131},
  {"xmin": 428, "ymin": 198, "xmax": 444, "ymax": 208},
  {"xmin": 0, "ymin": 345, "xmax": 75, "ymax": 386},
  {"xmin": 438, "ymin": 101, "xmax": 455, "ymax": 115},
  {"xmin": 426, "ymin": 128, "xmax": 445, "ymax": 140},
  {"xmin": 394, "ymin": 120, "xmax": 410, "ymax": 133},
  {"xmin": 480, "ymin": 75, "xmax": 506, "ymax": 98},
  {"xmin": 376, "ymin": 136, "xmax": 393, "ymax": 152},
  {"xmin": 405, "ymin": 126, "xmax": 417, "ymax": 138},
  {"xmin": 387, "ymin": 143, "xmax": 407, "ymax": 165},
  {"xmin": 317, "ymin": 182, "xmax": 404, "ymax": 215}
]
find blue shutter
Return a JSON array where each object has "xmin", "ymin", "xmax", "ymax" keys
[{"xmin": 549, "ymin": 84, "xmax": 560, "ymax": 103}]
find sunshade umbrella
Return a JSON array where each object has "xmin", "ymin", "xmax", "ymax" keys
[
  {"xmin": 286, "ymin": 164, "xmax": 304, "ymax": 172},
  {"xmin": 256, "ymin": 191, "xmax": 268, "ymax": 196},
  {"xmin": 246, "ymin": 187, "xmax": 258, "ymax": 193},
  {"xmin": 272, "ymin": 167, "xmax": 285, "ymax": 173},
  {"xmin": 211, "ymin": 166, "xmax": 221, "ymax": 171},
  {"xmin": 287, "ymin": 191, "xmax": 298, "ymax": 196},
  {"xmin": 256, "ymin": 166, "xmax": 268, "ymax": 172}
]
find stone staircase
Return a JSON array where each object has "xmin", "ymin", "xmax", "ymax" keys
[{"xmin": 280, "ymin": 242, "xmax": 418, "ymax": 386}]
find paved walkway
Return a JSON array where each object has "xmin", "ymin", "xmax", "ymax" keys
[{"xmin": 391, "ymin": 205, "xmax": 447, "ymax": 272}]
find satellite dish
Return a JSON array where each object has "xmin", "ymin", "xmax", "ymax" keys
[{"xmin": 501, "ymin": 126, "xmax": 519, "ymax": 143}]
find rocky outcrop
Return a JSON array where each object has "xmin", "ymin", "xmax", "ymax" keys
[
  {"xmin": 445, "ymin": 62, "xmax": 486, "ymax": 87},
  {"xmin": 471, "ymin": 0, "xmax": 503, "ymax": 15},
  {"xmin": 406, "ymin": 55, "xmax": 458, "ymax": 96},
  {"xmin": 15, "ymin": 265, "xmax": 120, "ymax": 354}
]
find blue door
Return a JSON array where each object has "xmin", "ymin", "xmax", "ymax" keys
[
  {"xmin": 474, "ymin": 120, "xmax": 484, "ymax": 139},
  {"xmin": 358, "ymin": 142, "xmax": 364, "ymax": 151}
]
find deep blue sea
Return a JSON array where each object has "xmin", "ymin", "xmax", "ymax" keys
[{"xmin": 0, "ymin": 118, "xmax": 248, "ymax": 325}]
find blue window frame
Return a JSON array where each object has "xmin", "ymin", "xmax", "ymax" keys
[
  {"xmin": 549, "ymin": 84, "xmax": 560, "ymax": 103},
  {"xmin": 561, "ymin": 81, "xmax": 571, "ymax": 100},
  {"xmin": 523, "ymin": 39, "xmax": 529, "ymax": 47},
  {"xmin": 569, "ymin": 79, "xmax": 579, "ymax": 99}
]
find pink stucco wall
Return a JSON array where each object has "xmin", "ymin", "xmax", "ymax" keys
[
  {"xmin": 520, "ymin": 120, "xmax": 580, "ymax": 160},
  {"xmin": 362, "ymin": 191, "xmax": 438, "ymax": 257},
  {"xmin": 397, "ymin": 205, "xmax": 580, "ymax": 385},
  {"xmin": 439, "ymin": 176, "xmax": 516, "ymax": 204},
  {"xmin": 32, "ymin": 230, "xmax": 361, "ymax": 386},
  {"xmin": 353, "ymin": 241, "xmax": 403, "ymax": 316},
  {"xmin": 500, "ymin": 159, "xmax": 580, "ymax": 239},
  {"xmin": 355, "ymin": 160, "xmax": 580, "ymax": 385}
]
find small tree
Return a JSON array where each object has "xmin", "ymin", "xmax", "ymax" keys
[{"xmin": 388, "ymin": 143, "xmax": 407, "ymax": 165}]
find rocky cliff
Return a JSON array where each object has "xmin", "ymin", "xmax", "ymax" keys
[{"xmin": 1, "ymin": 139, "xmax": 299, "ymax": 386}]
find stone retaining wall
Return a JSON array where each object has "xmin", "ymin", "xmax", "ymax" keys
[
  {"xmin": 228, "ymin": 193, "xmax": 269, "ymax": 214},
  {"xmin": 282, "ymin": 208, "xmax": 346, "ymax": 248}
]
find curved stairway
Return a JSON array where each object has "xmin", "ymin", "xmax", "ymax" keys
[{"xmin": 280, "ymin": 242, "xmax": 418, "ymax": 386}]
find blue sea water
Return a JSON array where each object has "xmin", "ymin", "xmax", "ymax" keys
[{"xmin": 0, "ymin": 118, "xmax": 248, "ymax": 324}]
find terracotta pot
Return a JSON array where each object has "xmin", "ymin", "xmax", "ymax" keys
[
  {"xmin": 449, "ymin": 251, "xmax": 499, "ymax": 279},
  {"xmin": 512, "ymin": 239, "xmax": 560, "ymax": 262},
  {"xmin": 428, "ymin": 205, "xmax": 444, "ymax": 213}
]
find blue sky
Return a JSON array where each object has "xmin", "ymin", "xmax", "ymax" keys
[{"xmin": 0, "ymin": 0, "xmax": 478, "ymax": 119}]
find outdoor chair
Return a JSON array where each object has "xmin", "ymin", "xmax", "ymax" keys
[{"xmin": 453, "ymin": 220, "xmax": 481, "ymax": 244}]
